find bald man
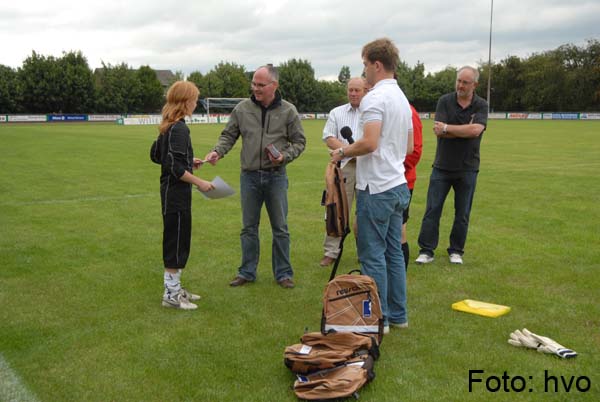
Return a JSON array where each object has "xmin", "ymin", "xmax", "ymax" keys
[{"xmin": 320, "ymin": 77, "xmax": 368, "ymax": 267}]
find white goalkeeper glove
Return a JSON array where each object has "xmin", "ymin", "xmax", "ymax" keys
[
  {"xmin": 508, "ymin": 328, "xmax": 577, "ymax": 359},
  {"xmin": 525, "ymin": 329, "xmax": 578, "ymax": 359},
  {"xmin": 508, "ymin": 329, "xmax": 539, "ymax": 349}
]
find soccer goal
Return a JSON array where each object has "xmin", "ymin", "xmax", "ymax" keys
[{"xmin": 200, "ymin": 98, "xmax": 245, "ymax": 115}]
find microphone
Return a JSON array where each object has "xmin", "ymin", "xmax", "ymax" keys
[{"xmin": 340, "ymin": 126, "xmax": 354, "ymax": 144}]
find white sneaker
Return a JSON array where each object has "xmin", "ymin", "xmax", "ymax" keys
[
  {"xmin": 162, "ymin": 292, "xmax": 198, "ymax": 310},
  {"xmin": 449, "ymin": 253, "xmax": 463, "ymax": 264},
  {"xmin": 181, "ymin": 288, "xmax": 201, "ymax": 301},
  {"xmin": 415, "ymin": 254, "xmax": 434, "ymax": 264},
  {"xmin": 383, "ymin": 326, "xmax": 390, "ymax": 334},
  {"xmin": 390, "ymin": 322, "xmax": 408, "ymax": 329}
]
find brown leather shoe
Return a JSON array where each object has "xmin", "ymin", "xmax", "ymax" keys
[
  {"xmin": 278, "ymin": 278, "xmax": 295, "ymax": 289},
  {"xmin": 229, "ymin": 277, "xmax": 249, "ymax": 287},
  {"xmin": 319, "ymin": 256, "xmax": 336, "ymax": 267}
]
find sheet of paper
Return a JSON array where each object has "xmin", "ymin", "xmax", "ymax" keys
[{"xmin": 197, "ymin": 176, "xmax": 235, "ymax": 199}]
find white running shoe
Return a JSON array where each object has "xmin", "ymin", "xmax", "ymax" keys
[
  {"xmin": 415, "ymin": 254, "xmax": 434, "ymax": 264},
  {"xmin": 162, "ymin": 292, "xmax": 198, "ymax": 310},
  {"xmin": 390, "ymin": 322, "xmax": 409, "ymax": 329},
  {"xmin": 449, "ymin": 253, "xmax": 463, "ymax": 264},
  {"xmin": 181, "ymin": 288, "xmax": 201, "ymax": 301},
  {"xmin": 383, "ymin": 326, "xmax": 390, "ymax": 334}
]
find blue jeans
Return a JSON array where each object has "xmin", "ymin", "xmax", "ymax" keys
[
  {"xmin": 238, "ymin": 169, "xmax": 292, "ymax": 282},
  {"xmin": 418, "ymin": 168, "xmax": 478, "ymax": 257},
  {"xmin": 356, "ymin": 184, "xmax": 411, "ymax": 325}
]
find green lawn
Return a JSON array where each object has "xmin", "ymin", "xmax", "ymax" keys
[{"xmin": 1, "ymin": 120, "xmax": 599, "ymax": 401}]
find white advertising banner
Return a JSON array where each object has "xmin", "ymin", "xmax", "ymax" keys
[
  {"xmin": 507, "ymin": 113, "xmax": 529, "ymax": 120},
  {"xmin": 88, "ymin": 114, "xmax": 122, "ymax": 121},
  {"xmin": 188, "ymin": 114, "xmax": 209, "ymax": 124},
  {"xmin": 7, "ymin": 115, "xmax": 47, "ymax": 122},
  {"xmin": 580, "ymin": 113, "xmax": 600, "ymax": 120},
  {"xmin": 127, "ymin": 114, "xmax": 161, "ymax": 119},
  {"xmin": 550, "ymin": 113, "xmax": 579, "ymax": 120},
  {"xmin": 123, "ymin": 116, "xmax": 161, "ymax": 125},
  {"xmin": 0, "ymin": 115, "xmax": 6, "ymax": 123}
]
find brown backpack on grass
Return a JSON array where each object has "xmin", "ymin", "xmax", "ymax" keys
[
  {"xmin": 321, "ymin": 162, "xmax": 349, "ymax": 238},
  {"xmin": 284, "ymin": 331, "xmax": 379, "ymax": 374},
  {"xmin": 292, "ymin": 355, "xmax": 375, "ymax": 400},
  {"xmin": 321, "ymin": 273, "xmax": 385, "ymax": 344}
]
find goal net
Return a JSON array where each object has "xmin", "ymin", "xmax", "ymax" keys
[{"xmin": 200, "ymin": 98, "xmax": 245, "ymax": 115}]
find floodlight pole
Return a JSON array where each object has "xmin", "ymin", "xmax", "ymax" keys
[{"xmin": 487, "ymin": 0, "xmax": 494, "ymax": 113}]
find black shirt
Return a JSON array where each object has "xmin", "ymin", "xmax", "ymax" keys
[
  {"xmin": 159, "ymin": 120, "xmax": 194, "ymax": 214},
  {"xmin": 433, "ymin": 92, "xmax": 488, "ymax": 172}
]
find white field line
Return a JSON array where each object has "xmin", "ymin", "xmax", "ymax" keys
[
  {"xmin": 2, "ymin": 180, "xmax": 325, "ymax": 207},
  {"xmin": 2, "ymin": 193, "xmax": 156, "ymax": 206},
  {"xmin": 2, "ymin": 179, "xmax": 325, "ymax": 207},
  {"xmin": 0, "ymin": 354, "xmax": 40, "ymax": 402}
]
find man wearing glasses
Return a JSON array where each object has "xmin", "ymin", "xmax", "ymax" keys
[
  {"xmin": 205, "ymin": 64, "xmax": 306, "ymax": 288},
  {"xmin": 415, "ymin": 66, "xmax": 488, "ymax": 266}
]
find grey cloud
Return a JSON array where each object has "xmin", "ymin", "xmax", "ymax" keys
[{"xmin": 0, "ymin": 0, "xmax": 597, "ymax": 79}]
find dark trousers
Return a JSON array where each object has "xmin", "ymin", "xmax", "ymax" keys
[
  {"xmin": 163, "ymin": 210, "xmax": 191, "ymax": 268},
  {"xmin": 417, "ymin": 168, "xmax": 478, "ymax": 256}
]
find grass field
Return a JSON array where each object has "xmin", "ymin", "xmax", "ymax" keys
[{"xmin": 1, "ymin": 119, "xmax": 599, "ymax": 402}]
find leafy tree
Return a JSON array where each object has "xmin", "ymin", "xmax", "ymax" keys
[
  {"xmin": 187, "ymin": 71, "xmax": 204, "ymax": 92},
  {"xmin": 58, "ymin": 51, "xmax": 95, "ymax": 113},
  {"xmin": 396, "ymin": 61, "xmax": 426, "ymax": 108},
  {"xmin": 137, "ymin": 65, "xmax": 164, "ymax": 113},
  {"xmin": 480, "ymin": 56, "xmax": 525, "ymax": 111},
  {"xmin": 213, "ymin": 62, "xmax": 249, "ymax": 98},
  {"xmin": 520, "ymin": 53, "xmax": 564, "ymax": 111},
  {"xmin": 417, "ymin": 67, "xmax": 457, "ymax": 111},
  {"xmin": 477, "ymin": 39, "xmax": 600, "ymax": 112},
  {"xmin": 552, "ymin": 40, "xmax": 600, "ymax": 111},
  {"xmin": 396, "ymin": 61, "xmax": 413, "ymax": 97},
  {"xmin": 338, "ymin": 66, "xmax": 351, "ymax": 84},
  {"xmin": 0, "ymin": 65, "xmax": 21, "ymax": 113},
  {"xmin": 172, "ymin": 71, "xmax": 184, "ymax": 84},
  {"xmin": 186, "ymin": 71, "xmax": 206, "ymax": 111},
  {"xmin": 196, "ymin": 62, "xmax": 250, "ymax": 99},
  {"xmin": 94, "ymin": 62, "xmax": 142, "ymax": 113},
  {"xmin": 201, "ymin": 70, "xmax": 224, "ymax": 98},
  {"xmin": 278, "ymin": 59, "xmax": 318, "ymax": 112},
  {"xmin": 315, "ymin": 80, "xmax": 346, "ymax": 112},
  {"xmin": 19, "ymin": 51, "xmax": 63, "ymax": 113},
  {"xmin": 5, "ymin": 41, "xmax": 600, "ymax": 113}
]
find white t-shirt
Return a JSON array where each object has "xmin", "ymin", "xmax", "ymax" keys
[{"xmin": 356, "ymin": 79, "xmax": 412, "ymax": 194}]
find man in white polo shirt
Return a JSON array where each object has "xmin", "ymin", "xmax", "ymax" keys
[{"xmin": 331, "ymin": 38, "xmax": 413, "ymax": 333}]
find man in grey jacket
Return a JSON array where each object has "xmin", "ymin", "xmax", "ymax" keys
[{"xmin": 205, "ymin": 64, "xmax": 306, "ymax": 288}]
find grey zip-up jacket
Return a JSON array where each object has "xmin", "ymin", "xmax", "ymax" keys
[{"xmin": 213, "ymin": 93, "xmax": 306, "ymax": 170}]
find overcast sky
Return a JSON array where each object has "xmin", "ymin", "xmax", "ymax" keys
[{"xmin": 2, "ymin": 0, "xmax": 598, "ymax": 81}]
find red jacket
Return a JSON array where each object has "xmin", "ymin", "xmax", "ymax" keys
[{"xmin": 404, "ymin": 105, "xmax": 423, "ymax": 190}]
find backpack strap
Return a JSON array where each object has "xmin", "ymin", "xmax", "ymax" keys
[{"xmin": 328, "ymin": 232, "xmax": 349, "ymax": 281}]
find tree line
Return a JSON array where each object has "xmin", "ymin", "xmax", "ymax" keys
[{"xmin": 0, "ymin": 39, "xmax": 598, "ymax": 114}]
